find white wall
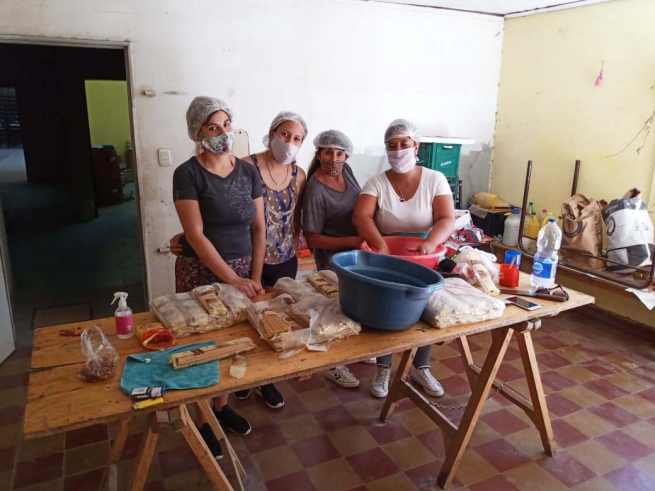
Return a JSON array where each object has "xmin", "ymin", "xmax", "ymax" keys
[{"xmin": 0, "ymin": 0, "xmax": 504, "ymax": 299}]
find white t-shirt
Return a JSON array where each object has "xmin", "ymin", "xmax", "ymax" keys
[{"xmin": 360, "ymin": 168, "xmax": 452, "ymax": 235}]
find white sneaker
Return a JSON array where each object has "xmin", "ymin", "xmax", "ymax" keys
[
  {"xmin": 362, "ymin": 358, "xmax": 377, "ymax": 365},
  {"xmin": 370, "ymin": 366, "xmax": 391, "ymax": 398},
  {"xmin": 410, "ymin": 366, "xmax": 444, "ymax": 397},
  {"xmin": 325, "ymin": 366, "xmax": 360, "ymax": 388}
]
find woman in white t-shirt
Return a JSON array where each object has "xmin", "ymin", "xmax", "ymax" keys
[{"xmin": 353, "ymin": 119, "xmax": 455, "ymax": 400}]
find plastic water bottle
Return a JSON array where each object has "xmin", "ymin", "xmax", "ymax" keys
[{"xmin": 530, "ymin": 218, "xmax": 562, "ymax": 289}]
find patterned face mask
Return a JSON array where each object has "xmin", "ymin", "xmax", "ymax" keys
[
  {"xmin": 200, "ymin": 131, "xmax": 234, "ymax": 154},
  {"xmin": 270, "ymin": 136, "xmax": 301, "ymax": 165},
  {"xmin": 319, "ymin": 158, "xmax": 346, "ymax": 177}
]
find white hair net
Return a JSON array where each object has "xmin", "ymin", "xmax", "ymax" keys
[
  {"xmin": 313, "ymin": 129, "xmax": 354, "ymax": 156},
  {"xmin": 186, "ymin": 96, "xmax": 233, "ymax": 142},
  {"xmin": 384, "ymin": 119, "xmax": 421, "ymax": 144},
  {"xmin": 262, "ymin": 111, "xmax": 308, "ymax": 147}
]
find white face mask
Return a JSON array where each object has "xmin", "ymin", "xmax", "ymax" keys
[
  {"xmin": 270, "ymin": 136, "xmax": 300, "ymax": 165},
  {"xmin": 387, "ymin": 147, "xmax": 417, "ymax": 174}
]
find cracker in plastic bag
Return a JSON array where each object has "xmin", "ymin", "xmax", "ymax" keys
[
  {"xmin": 215, "ymin": 283, "xmax": 250, "ymax": 324},
  {"xmin": 307, "ymin": 271, "xmax": 339, "ymax": 298},
  {"xmin": 78, "ymin": 325, "xmax": 118, "ymax": 382},
  {"xmin": 193, "ymin": 285, "xmax": 228, "ymax": 318},
  {"xmin": 273, "ymin": 277, "xmax": 319, "ymax": 301},
  {"xmin": 290, "ymin": 296, "xmax": 360, "ymax": 344},
  {"xmin": 150, "ymin": 293, "xmax": 215, "ymax": 337},
  {"xmin": 422, "ymin": 278, "xmax": 505, "ymax": 329}
]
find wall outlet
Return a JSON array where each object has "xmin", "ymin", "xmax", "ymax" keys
[{"xmin": 158, "ymin": 148, "xmax": 172, "ymax": 167}]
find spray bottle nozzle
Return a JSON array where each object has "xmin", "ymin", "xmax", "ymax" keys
[{"xmin": 111, "ymin": 292, "xmax": 129, "ymax": 308}]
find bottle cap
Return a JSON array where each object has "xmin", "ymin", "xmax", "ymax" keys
[{"xmin": 548, "ymin": 218, "xmax": 557, "ymax": 222}]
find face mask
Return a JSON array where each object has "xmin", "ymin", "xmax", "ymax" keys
[
  {"xmin": 200, "ymin": 131, "xmax": 234, "ymax": 154},
  {"xmin": 270, "ymin": 136, "xmax": 300, "ymax": 165},
  {"xmin": 387, "ymin": 147, "xmax": 417, "ymax": 174},
  {"xmin": 319, "ymin": 158, "xmax": 345, "ymax": 177}
]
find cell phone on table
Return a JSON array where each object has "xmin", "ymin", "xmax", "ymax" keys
[{"xmin": 504, "ymin": 296, "xmax": 541, "ymax": 311}]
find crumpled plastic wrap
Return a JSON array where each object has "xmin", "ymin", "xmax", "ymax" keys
[
  {"xmin": 290, "ymin": 296, "xmax": 361, "ymax": 346},
  {"xmin": 151, "ymin": 293, "xmax": 214, "ymax": 337},
  {"xmin": 422, "ymin": 278, "xmax": 506, "ymax": 329},
  {"xmin": 455, "ymin": 246, "xmax": 499, "ymax": 283},
  {"xmin": 247, "ymin": 294, "xmax": 360, "ymax": 358}
]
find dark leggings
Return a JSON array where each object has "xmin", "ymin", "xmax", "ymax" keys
[
  {"xmin": 262, "ymin": 256, "xmax": 299, "ymax": 287},
  {"xmin": 377, "ymin": 345, "xmax": 432, "ymax": 369}
]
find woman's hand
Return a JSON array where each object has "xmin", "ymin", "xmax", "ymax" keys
[
  {"xmin": 408, "ymin": 240, "xmax": 438, "ymax": 255},
  {"xmin": 229, "ymin": 277, "xmax": 264, "ymax": 299},
  {"xmin": 169, "ymin": 233, "xmax": 183, "ymax": 256},
  {"xmin": 348, "ymin": 236, "xmax": 365, "ymax": 248}
]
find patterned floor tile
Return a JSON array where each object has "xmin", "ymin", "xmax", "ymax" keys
[
  {"xmin": 276, "ymin": 413, "xmax": 323, "ymax": 443},
  {"xmin": 12, "ymin": 452, "xmax": 63, "ymax": 489},
  {"xmin": 567, "ymin": 439, "xmax": 628, "ymax": 475},
  {"xmin": 596, "ymin": 429, "xmax": 653, "ymax": 462},
  {"xmin": 291, "ymin": 434, "xmax": 340, "ymax": 468},
  {"xmin": 265, "ymin": 469, "xmax": 316, "ymax": 491},
  {"xmin": 604, "ymin": 464, "xmax": 655, "ymax": 491},
  {"xmin": 550, "ymin": 418, "xmax": 589, "ymax": 448},
  {"xmin": 346, "ymin": 447, "xmax": 399, "ymax": 483},
  {"xmin": 366, "ymin": 471, "xmax": 418, "ymax": 491},
  {"xmin": 589, "ymin": 402, "xmax": 641, "ymax": 428},
  {"xmin": 382, "ymin": 436, "xmax": 435, "ymax": 471},
  {"xmin": 480, "ymin": 409, "xmax": 530, "ymax": 437},
  {"xmin": 475, "ymin": 439, "xmax": 531, "ymax": 473},
  {"xmin": 306, "ymin": 457, "xmax": 362, "ymax": 491},
  {"xmin": 536, "ymin": 451, "xmax": 596, "ymax": 487}
]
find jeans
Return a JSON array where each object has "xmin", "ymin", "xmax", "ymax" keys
[{"xmin": 377, "ymin": 345, "xmax": 432, "ymax": 369}]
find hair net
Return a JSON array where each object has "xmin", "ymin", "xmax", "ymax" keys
[
  {"xmin": 384, "ymin": 119, "xmax": 421, "ymax": 144},
  {"xmin": 263, "ymin": 111, "xmax": 308, "ymax": 147},
  {"xmin": 313, "ymin": 129, "xmax": 354, "ymax": 156},
  {"xmin": 186, "ymin": 96, "xmax": 233, "ymax": 142}
]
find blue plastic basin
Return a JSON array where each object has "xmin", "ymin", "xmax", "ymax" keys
[{"xmin": 330, "ymin": 250, "xmax": 445, "ymax": 331}]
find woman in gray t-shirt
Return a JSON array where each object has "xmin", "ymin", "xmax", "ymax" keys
[{"xmin": 300, "ymin": 129, "xmax": 367, "ymax": 390}]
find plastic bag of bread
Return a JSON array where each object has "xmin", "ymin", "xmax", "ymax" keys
[
  {"xmin": 150, "ymin": 293, "xmax": 216, "ymax": 337},
  {"xmin": 454, "ymin": 246, "xmax": 499, "ymax": 294},
  {"xmin": 191, "ymin": 284, "xmax": 250, "ymax": 327},
  {"xmin": 215, "ymin": 283, "xmax": 250, "ymax": 324},
  {"xmin": 422, "ymin": 278, "xmax": 505, "ymax": 329},
  {"xmin": 247, "ymin": 294, "xmax": 302, "ymax": 351},
  {"xmin": 290, "ymin": 296, "xmax": 361, "ymax": 345},
  {"xmin": 134, "ymin": 322, "xmax": 175, "ymax": 350},
  {"xmin": 273, "ymin": 277, "xmax": 319, "ymax": 301}
]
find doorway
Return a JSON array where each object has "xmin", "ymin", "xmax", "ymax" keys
[{"xmin": 0, "ymin": 42, "xmax": 146, "ymax": 357}]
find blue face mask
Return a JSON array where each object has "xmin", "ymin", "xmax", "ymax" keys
[{"xmin": 200, "ymin": 131, "xmax": 235, "ymax": 154}]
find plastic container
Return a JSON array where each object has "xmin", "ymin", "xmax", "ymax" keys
[
  {"xmin": 530, "ymin": 218, "xmax": 562, "ymax": 289},
  {"xmin": 502, "ymin": 208, "xmax": 522, "ymax": 247},
  {"xmin": 541, "ymin": 212, "xmax": 555, "ymax": 228},
  {"xmin": 504, "ymin": 250, "xmax": 522, "ymax": 268},
  {"xmin": 499, "ymin": 264, "xmax": 520, "ymax": 287},
  {"xmin": 330, "ymin": 250, "xmax": 445, "ymax": 331},
  {"xmin": 360, "ymin": 236, "xmax": 446, "ymax": 269},
  {"xmin": 417, "ymin": 143, "xmax": 461, "ymax": 178}
]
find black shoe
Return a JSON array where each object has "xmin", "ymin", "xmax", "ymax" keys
[
  {"xmin": 198, "ymin": 423, "xmax": 223, "ymax": 460},
  {"xmin": 214, "ymin": 404, "xmax": 252, "ymax": 436},
  {"xmin": 234, "ymin": 389, "xmax": 251, "ymax": 400},
  {"xmin": 256, "ymin": 384, "xmax": 285, "ymax": 409}
]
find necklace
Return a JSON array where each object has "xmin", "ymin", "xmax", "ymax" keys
[
  {"xmin": 392, "ymin": 168, "xmax": 416, "ymax": 202},
  {"xmin": 263, "ymin": 152, "xmax": 289, "ymax": 187}
]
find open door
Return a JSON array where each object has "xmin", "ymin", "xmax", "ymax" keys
[{"xmin": 0, "ymin": 194, "xmax": 15, "ymax": 363}]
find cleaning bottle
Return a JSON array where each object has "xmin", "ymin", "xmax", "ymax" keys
[
  {"xmin": 112, "ymin": 292, "xmax": 133, "ymax": 339},
  {"xmin": 527, "ymin": 202, "xmax": 536, "ymax": 215},
  {"xmin": 530, "ymin": 218, "xmax": 562, "ymax": 289},
  {"xmin": 538, "ymin": 208, "xmax": 548, "ymax": 223}
]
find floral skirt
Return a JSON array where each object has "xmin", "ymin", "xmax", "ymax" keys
[{"xmin": 175, "ymin": 255, "xmax": 252, "ymax": 293}]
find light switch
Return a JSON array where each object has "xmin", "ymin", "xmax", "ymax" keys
[{"xmin": 158, "ymin": 148, "xmax": 172, "ymax": 167}]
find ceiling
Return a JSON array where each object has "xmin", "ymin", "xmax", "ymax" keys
[{"xmin": 371, "ymin": 0, "xmax": 612, "ymax": 16}]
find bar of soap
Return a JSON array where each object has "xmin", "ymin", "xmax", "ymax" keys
[{"xmin": 229, "ymin": 355, "xmax": 247, "ymax": 379}]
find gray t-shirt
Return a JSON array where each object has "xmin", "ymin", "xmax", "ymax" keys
[
  {"xmin": 302, "ymin": 163, "xmax": 361, "ymax": 270},
  {"xmin": 173, "ymin": 157, "xmax": 263, "ymax": 260}
]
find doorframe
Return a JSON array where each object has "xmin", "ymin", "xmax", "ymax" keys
[{"xmin": 0, "ymin": 34, "xmax": 150, "ymax": 305}]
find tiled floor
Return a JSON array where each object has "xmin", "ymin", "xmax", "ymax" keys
[{"xmin": 1, "ymin": 308, "xmax": 655, "ymax": 490}]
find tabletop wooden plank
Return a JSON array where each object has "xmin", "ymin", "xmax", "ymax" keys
[{"xmin": 24, "ymin": 276, "xmax": 594, "ymax": 439}]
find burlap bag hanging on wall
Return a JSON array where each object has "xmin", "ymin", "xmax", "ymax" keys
[{"xmin": 560, "ymin": 193, "xmax": 606, "ymax": 269}]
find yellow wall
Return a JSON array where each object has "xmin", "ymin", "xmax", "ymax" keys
[
  {"xmin": 84, "ymin": 80, "xmax": 131, "ymax": 159},
  {"xmin": 492, "ymin": 0, "xmax": 655, "ymax": 218}
]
